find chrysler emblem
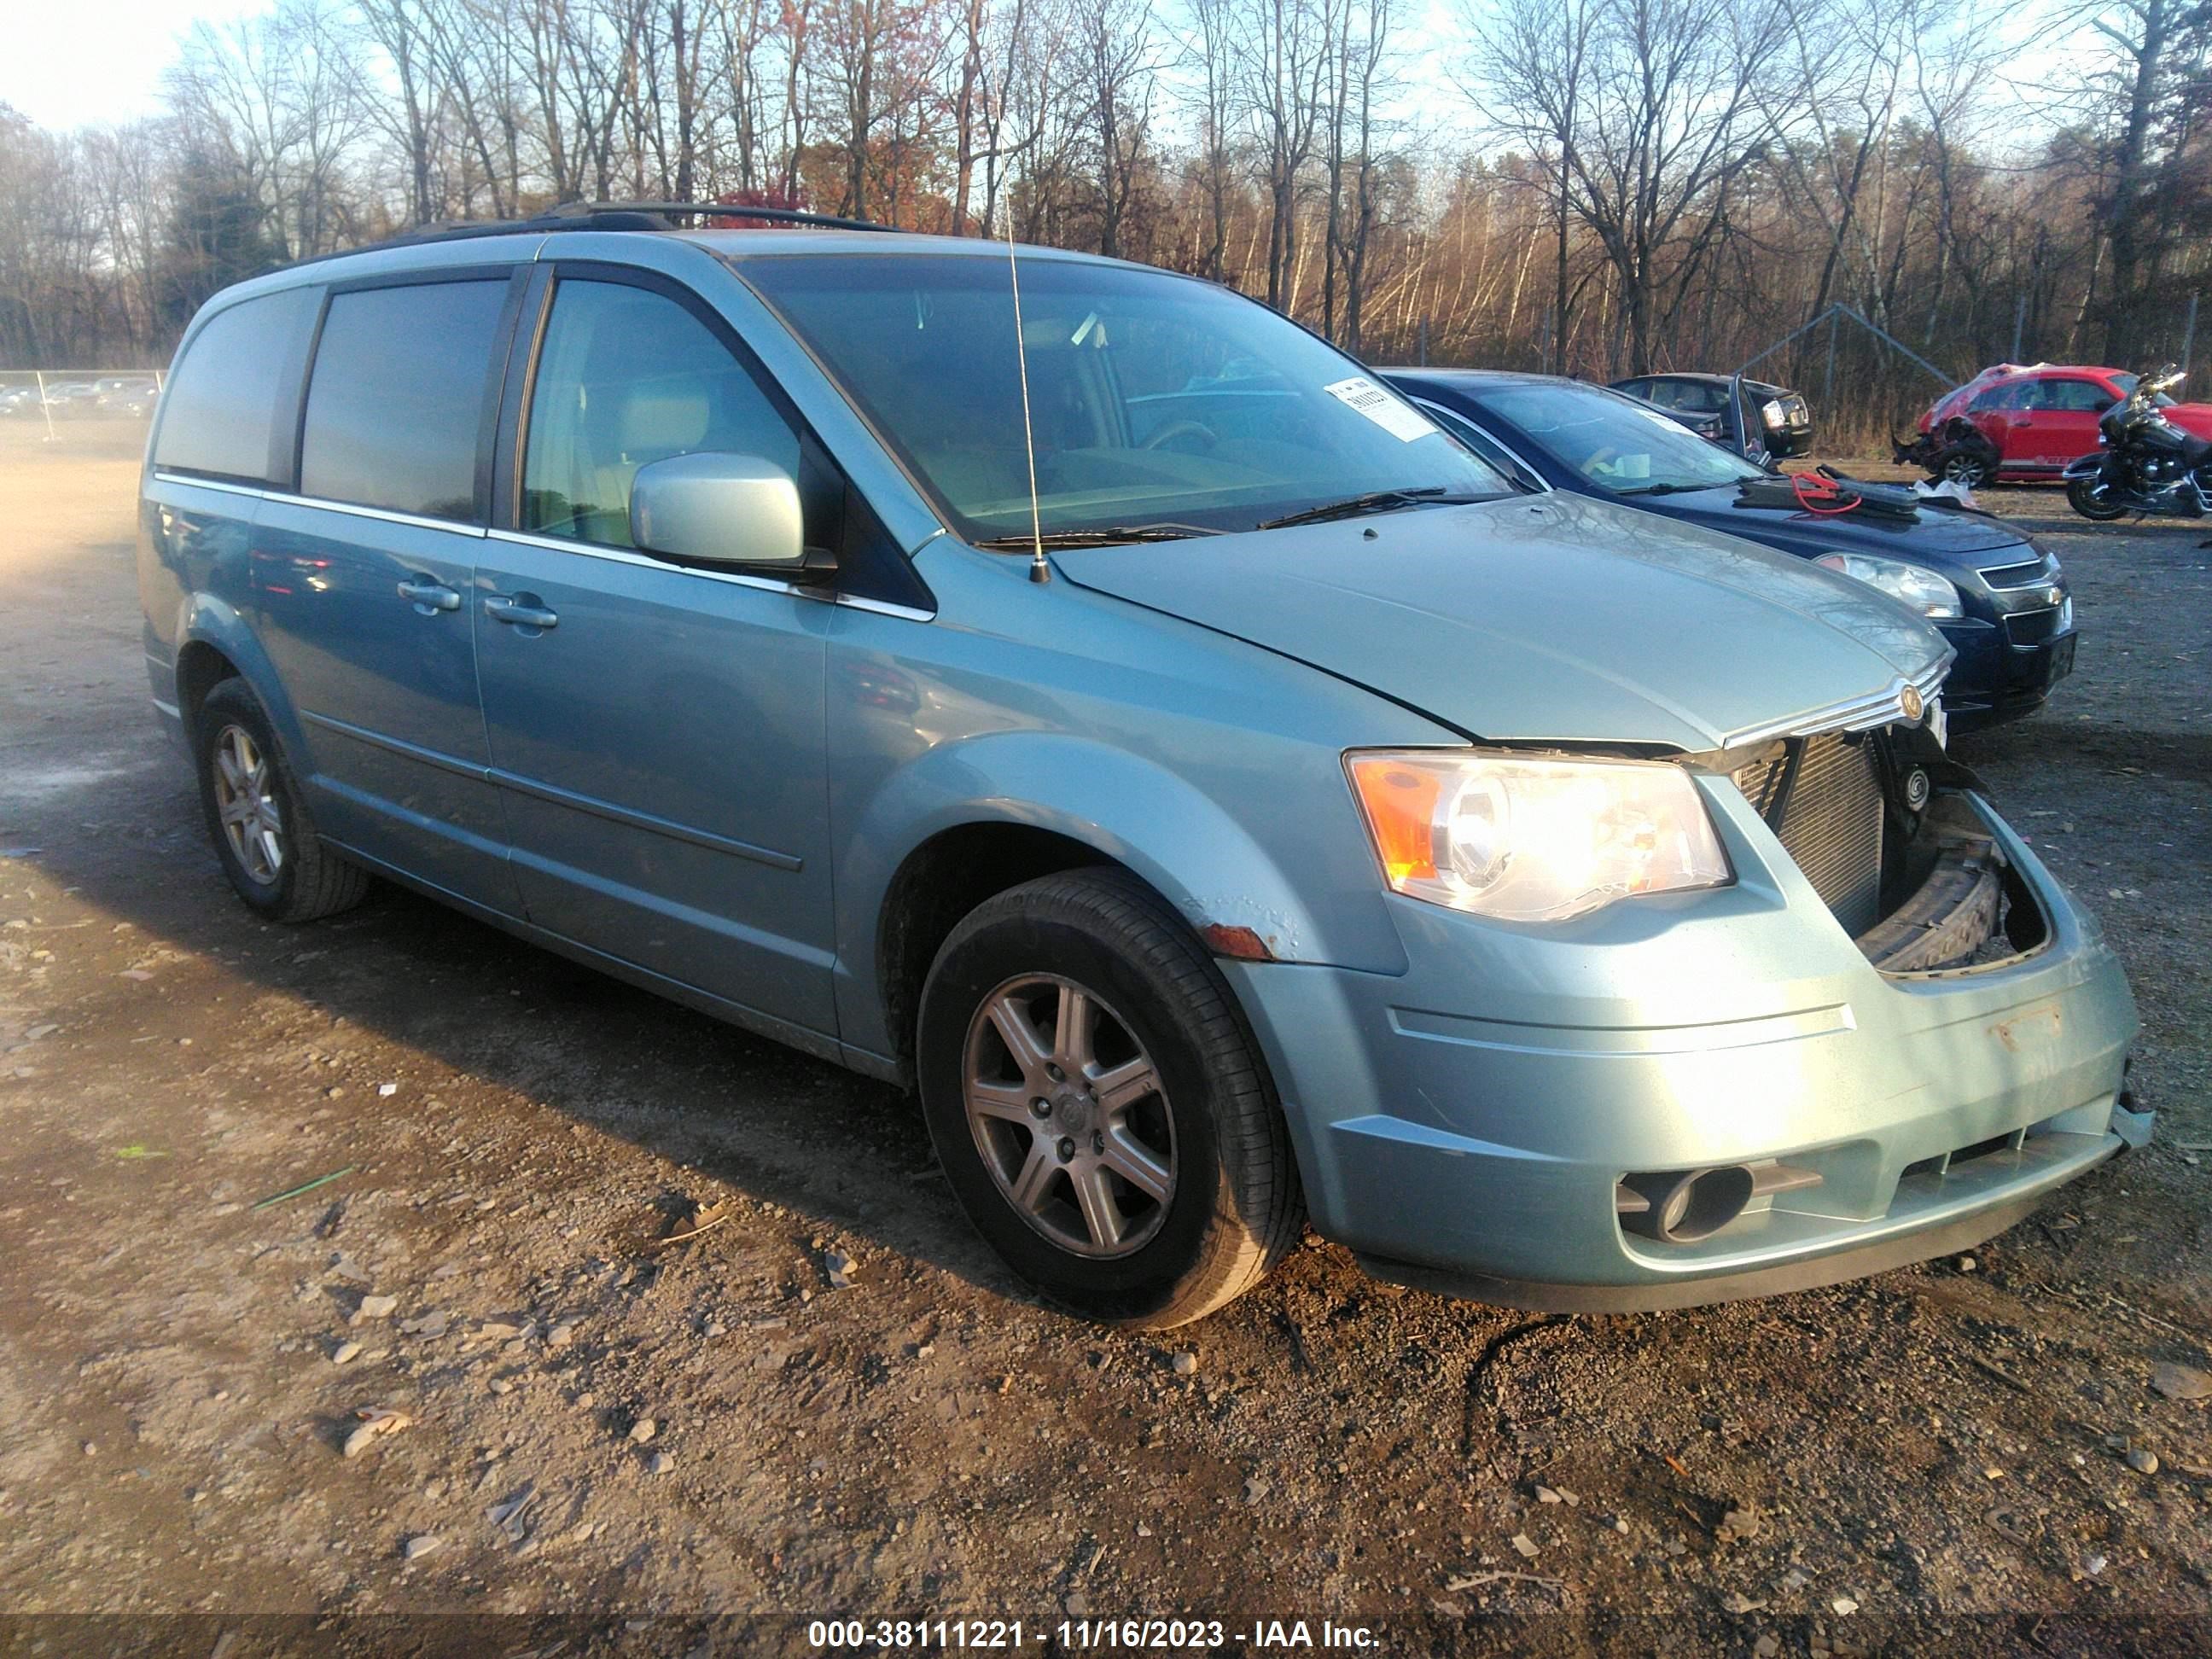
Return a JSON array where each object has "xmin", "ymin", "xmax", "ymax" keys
[{"xmin": 1901, "ymin": 685, "xmax": 1925, "ymax": 723}]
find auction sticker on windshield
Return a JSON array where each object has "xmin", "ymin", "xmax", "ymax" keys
[{"xmin": 1324, "ymin": 375, "xmax": 1438, "ymax": 441}]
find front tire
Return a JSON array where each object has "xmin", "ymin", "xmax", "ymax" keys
[
  {"xmin": 194, "ymin": 678, "xmax": 371, "ymax": 922},
  {"xmin": 2065, "ymin": 474, "xmax": 2131, "ymax": 521},
  {"xmin": 917, "ymin": 870, "xmax": 1303, "ymax": 1327},
  {"xmin": 1934, "ymin": 448, "xmax": 1992, "ymax": 490}
]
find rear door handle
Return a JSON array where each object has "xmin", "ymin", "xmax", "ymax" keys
[
  {"xmin": 396, "ymin": 577, "xmax": 461, "ymax": 614},
  {"xmin": 483, "ymin": 594, "xmax": 560, "ymax": 630}
]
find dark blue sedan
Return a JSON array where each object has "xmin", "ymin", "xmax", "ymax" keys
[{"xmin": 1382, "ymin": 370, "xmax": 2075, "ymax": 732}]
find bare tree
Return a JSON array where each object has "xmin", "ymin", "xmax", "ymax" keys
[{"xmin": 1237, "ymin": 0, "xmax": 1335, "ymax": 310}]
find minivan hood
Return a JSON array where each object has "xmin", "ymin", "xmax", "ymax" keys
[{"xmin": 1055, "ymin": 492, "xmax": 1951, "ymax": 754}]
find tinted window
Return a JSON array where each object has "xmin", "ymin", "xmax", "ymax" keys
[
  {"xmin": 1667, "ymin": 380, "xmax": 1727, "ymax": 414},
  {"xmin": 299, "ymin": 280, "xmax": 509, "ymax": 521},
  {"xmin": 1970, "ymin": 381, "xmax": 2029, "ymax": 412},
  {"xmin": 154, "ymin": 287, "xmax": 318, "ymax": 482},
  {"xmin": 522, "ymin": 279, "xmax": 803, "ymax": 548}
]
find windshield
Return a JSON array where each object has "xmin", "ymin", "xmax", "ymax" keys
[
  {"xmin": 736, "ymin": 253, "xmax": 1509, "ymax": 541},
  {"xmin": 1478, "ymin": 382, "xmax": 1768, "ymax": 494}
]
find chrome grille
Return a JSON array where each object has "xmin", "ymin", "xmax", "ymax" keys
[{"xmin": 1735, "ymin": 734, "xmax": 1885, "ymax": 935}]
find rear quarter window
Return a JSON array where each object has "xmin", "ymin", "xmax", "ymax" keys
[
  {"xmin": 153, "ymin": 287, "xmax": 320, "ymax": 483},
  {"xmin": 299, "ymin": 279, "xmax": 513, "ymax": 521}
]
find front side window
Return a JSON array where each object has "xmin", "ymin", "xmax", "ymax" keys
[
  {"xmin": 736, "ymin": 253, "xmax": 1508, "ymax": 542},
  {"xmin": 1473, "ymin": 383, "xmax": 1767, "ymax": 495},
  {"xmin": 1969, "ymin": 381, "xmax": 2029, "ymax": 413},
  {"xmin": 300, "ymin": 280, "xmax": 511, "ymax": 520},
  {"xmin": 154, "ymin": 286, "xmax": 320, "ymax": 483},
  {"xmin": 522, "ymin": 278, "xmax": 804, "ymax": 548},
  {"xmin": 2031, "ymin": 378, "xmax": 2112, "ymax": 413}
]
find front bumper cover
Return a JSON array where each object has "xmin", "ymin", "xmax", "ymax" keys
[{"xmin": 1225, "ymin": 786, "xmax": 2143, "ymax": 1310}]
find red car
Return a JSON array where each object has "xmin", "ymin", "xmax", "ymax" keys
[{"xmin": 1912, "ymin": 364, "xmax": 2212, "ymax": 486}]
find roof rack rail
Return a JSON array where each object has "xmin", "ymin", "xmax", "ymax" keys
[
  {"xmin": 542, "ymin": 201, "xmax": 897, "ymax": 234},
  {"xmin": 278, "ymin": 200, "xmax": 897, "ymax": 271}
]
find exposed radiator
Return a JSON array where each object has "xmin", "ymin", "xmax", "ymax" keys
[{"xmin": 1735, "ymin": 733, "xmax": 1886, "ymax": 936}]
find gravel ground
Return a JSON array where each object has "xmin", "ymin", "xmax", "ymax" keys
[{"xmin": 0, "ymin": 427, "xmax": 2206, "ymax": 1656}]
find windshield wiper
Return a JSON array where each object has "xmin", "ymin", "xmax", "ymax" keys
[
  {"xmin": 1614, "ymin": 481, "xmax": 1708, "ymax": 497},
  {"xmin": 1254, "ymin": 487, "xmax": 1487, "ymax": 531},
  {"xmin": 972, "ymin": 523, "xmax": 1220, "ymax": 550}
]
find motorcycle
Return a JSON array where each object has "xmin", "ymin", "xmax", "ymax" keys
[{"xmin": 2064, "ymin": 365, "xmax": 2212, "ymax": 521}]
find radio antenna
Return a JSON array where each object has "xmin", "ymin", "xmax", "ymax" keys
[{"xmin": 1003, "ymin": 215, "xmax": 1051, "ymax": 584}]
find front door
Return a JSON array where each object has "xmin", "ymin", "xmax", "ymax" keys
[
  {"xmin": 253, "ymin": 272, "xmax": 523, "ymax": 910},
  {"xmin": 2012, "ymin": 375, "xmax": 2112, "ymax": 470},
  {"xmin": 1968, "ymin": 380, "xmax": 2033, "ymax": 470},
  {"xmin": 473, "ymin": 270, "xmax": 840, "ymax": 1039}
]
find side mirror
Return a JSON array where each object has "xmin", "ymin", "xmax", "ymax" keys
[{"xmin": 629, "ymin": 451, "xmax": 805, "ymax": 570}]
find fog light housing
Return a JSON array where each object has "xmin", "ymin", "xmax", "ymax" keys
[{"xmin": 1617, "ymin": 1167, "xmax": 1755, "ymax": 1243}]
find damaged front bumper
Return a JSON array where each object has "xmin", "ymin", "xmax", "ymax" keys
[{"xmin": 1222, "ymin": 780, "xmax": 2145, "ymax": 1312}]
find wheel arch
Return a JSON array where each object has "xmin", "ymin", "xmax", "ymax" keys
[
  {"xmin": 874, "ymin": 821, "xmax": 1130, "ymax": 1086},
  {"xmin": 171, "ymin": 597, "xmax": 311, "ymax": 759},
  {"xmin": 173, "ymin": 638, "xmax": 241, "ymax": 735},
  {"xmin": 837, "ymin": 731, "xmax": 1406, "ymax": 1081}
]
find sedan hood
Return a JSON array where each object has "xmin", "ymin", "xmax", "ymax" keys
[
  {"xmin": 1640, "ymin": 482, "xmax": 2030, "ymax": 565},
  {"xmin": 1645, "ymin": 477, "xmax": 2034, "ymax": 570},
  {"xmin": 1055, "ymin": 492, "xmax": 1951, "ymax": 753}
]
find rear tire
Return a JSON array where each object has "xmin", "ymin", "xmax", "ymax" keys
[
  {"xmin": 194, "ymin": 678, "xmax": 371, "ymax": 922},
  {"xmin": 2065, "ymin": 475, "xmax": 2131, "ymax": 521},
  {"xmin": 916, "ymin": 870, "xmax": 1303, "ymax": 1327}
]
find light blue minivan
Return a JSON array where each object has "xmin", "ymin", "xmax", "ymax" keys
[{"xmin": 139, "ymin": 206, "xmax": 2146, "ymax": 1326}]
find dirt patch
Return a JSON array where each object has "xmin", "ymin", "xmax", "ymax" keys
[{"xmin": 0, "ymin": 446, "xmax": 2206, "ymax": 1647}]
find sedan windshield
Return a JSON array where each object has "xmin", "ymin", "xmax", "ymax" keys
[
  {"xmin": 736, "ymin": 253, "xmax": 1509, "ymax": 543},
  {"xmin": 1479, "ymin": 382, "xmax": 1768, "ymax": 495}
]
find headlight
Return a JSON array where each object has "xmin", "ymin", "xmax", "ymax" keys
[
  {"xmin": 1345, "ymin": 751, "xmax": 1732, "ymax": 923},
  {"xmin": 1761, "ymin": 399, "xmax": 1786, "ymax": 428},
  {"xmin": 1814, "ymin": 551, "xmax": 1963, "ymax": 620}
]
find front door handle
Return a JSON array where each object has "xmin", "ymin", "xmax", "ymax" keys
[
  {"xmin": 396, "ymin": 577, "xmax": 461, "ymax": 614},
  {"xmin": 483, "ymin": 594, "xmax": 560, "ymax": 630}
]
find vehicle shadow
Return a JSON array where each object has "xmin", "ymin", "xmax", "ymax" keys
[{"xmin": 13, "ymin": 748, "xmax": 1058, "ymax": 1316}]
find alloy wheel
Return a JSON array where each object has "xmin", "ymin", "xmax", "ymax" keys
[
  {"xmin": 962, "ymin": 974, "xmax": 1177, "ymax": 1258},
  {"xmin": 211, "ymin": 724, "xmax": 284, "ymax": 886}
]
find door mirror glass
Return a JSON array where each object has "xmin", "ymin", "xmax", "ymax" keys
[{"xmin": 629, "ymin": 451, "xmax": 805, "ymax": 568}]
